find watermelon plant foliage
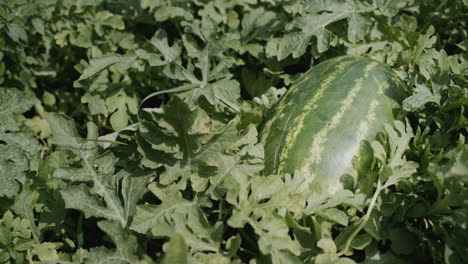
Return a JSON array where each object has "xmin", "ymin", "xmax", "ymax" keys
[{"xmin": 0, "ymin": 0, "xmax": 467, "ymax": 263}]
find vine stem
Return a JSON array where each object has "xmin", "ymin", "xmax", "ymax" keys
[{"xmin": 337, "ymin": 180, "xmax": 382, "ymax": 256}]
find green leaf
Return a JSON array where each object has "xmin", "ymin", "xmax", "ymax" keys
[
  {"xmin": 94, "ymin": 11, "xmax": 125, "ymax": 30},
  {"xmin": 162, "ymin": 234, "xmax": 189, "ymax": 264},
  {"xmin": 147, "ymin": 29, "xmax": 182, "ymax": 65},
  {"xmin": 362, "ymin": 242, "xmax": 411, "ymax": 263},
  {"xmin": 205, "ymin": 79, "xmax": 241, "ymax": 112},
  {"xmin": 374, "ymin": 0, "xmax": 406, "ymax": 16},
  {"xmin": 121, "ymin": 169, "xmax": 152, "ymax": 223},
  {"xmin": 278, "ymin": 2, "xmax": 372, "ymax": 59},
  {"xmin": 240, "ymin": 8, "xmax": 285, "ymax": 43},
  {"xmin": 131, "ymin": 195, "xmax": 221, "ymax": 252},
  {"xmin": 304, "ymin": 190, "xmax": 366, "ymax": 214},
  {"xmin": 130, "ymin": 194, "xmax": 195, "ymax": 234},
  {"xmin": 348, "ymin": 13, "xmax": 370, "ymax": 43},
  {"xmin": 139, "ymin": 96, "xmax": 213, "ymax": 163},
  {"xmin": 225, "ymin": 235, "xmax": 241, "ymax": 257},
  {"xmin": 60, "ymin": 185, "xmax": 122, "ymax": 222},
  {"xmin": 241, "ymin": 66, "xmax": 277, "ymax": 98},
  {"xmin": 83, "ymin": 247, "xmax": 133, "ymax": 264},
  {"xmin": 316, "ymin": 254, "xmax": 356, "ymax": 264},
  {"xmin": 0, "ymin": 225, "xmax": 11, "ymax": 246},
  {"xmin": 363, "ymin": 212, "xmax": 381, "ymax": 240},
  {"xmin": 198, "ymin": 122, "xmax": 263, "ymax": 196},
  {"xmin": 97, "ymin": 220, "xmax": 138, "ymax": 262},
  {"xmin": 46, "ymin": 113, "xmax": 84, "ymax": 151},
  {"xmin": 48, "ymin": 112, "xmax": 130, "ymax": 228},
  {"xmin": 403, "ymin": 81, "xmax": 441, "ymax": 111},
  {"xmin": 81, "ymin": 94, "xmax": 108, "ymax": 116},
  {"xmin": 70, "ymin": 23, "xmax": 92, "ymax": 48},
  {"xmin": 0, "ymin": 160, "xmax": 26, "ymax": 198},
  {"xmin": 387, "ymin": 227, "xmax": 418, "ymax": 255},
  {"xmin": 351, "ymin": 233, "xmax": 373, "ymax": 250},
  {"xmin": 6, "ymin": 23, "xmax": 28, "ymax": 43},
  {"xmin": 53, "ymin": 167, "xmax": 92, "ymax": 182},
  {"xmin": 31, "ymin": 18, "xmax": 45, "ymax": 35},
  {"xmin": 317, "ymin": 238, "xmax": 337, "ymax": 253},
  {"xmin": 106, "ymin": 90, "xmax": 138, "ymax": 130},
  {"xmin": 353, "ymin": 140, "xmax": 378, "ymax": 196},
  {"xmin": 271, "ymin": 250, "xmax": 303, "ymax": 264},
  {"xmin": 0, "ymin": 88, "xmax": 36, "ymax": 118},
  {"xmin": 316, "ymin": 208, "xmax": 349, "ymax": 227},
  {"xmin": 278, "ymin": 32, "xmax": 311, "ymax": 60},
  {"xmin": 78, "ymin": 55, "xmax": 137, "ymax": 81},
  {"xmin": 34, "ymin": 242, "xmax": 61, "ymax": 261},
  {"xmin": 11, "ymin": 182, "xmax": 40, "ymax": 243},
  {"xmin": 382, "ymin": 121, "xmax": 418, "ymax": 187}
]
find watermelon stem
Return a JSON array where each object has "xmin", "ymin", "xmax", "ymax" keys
[{"xmin": 337, "ymin": 180, "xmax": 382, "ymax": 256}]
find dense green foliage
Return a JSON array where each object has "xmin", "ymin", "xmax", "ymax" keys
[{"xmin": 0, "ymin": 0, "xmax": 467, "ymax": 263}]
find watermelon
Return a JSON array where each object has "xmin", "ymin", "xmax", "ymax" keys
[{"xmin": 260, "ymin": 56, "xmax": 405, "ymax": 194}]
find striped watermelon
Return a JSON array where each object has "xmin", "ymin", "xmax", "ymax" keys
[{"xmin": 260, "ymin": 56, "xmax": 405, "ymax": 194}]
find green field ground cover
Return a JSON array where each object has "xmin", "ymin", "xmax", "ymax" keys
[{"xmin": 0, "ymin": 0, "xmax": 467, "ymax": 263}]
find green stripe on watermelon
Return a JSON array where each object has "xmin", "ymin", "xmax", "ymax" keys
[{"xmin": 260, "ymin": 56, "xmax": 405, "ymax": 194}]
